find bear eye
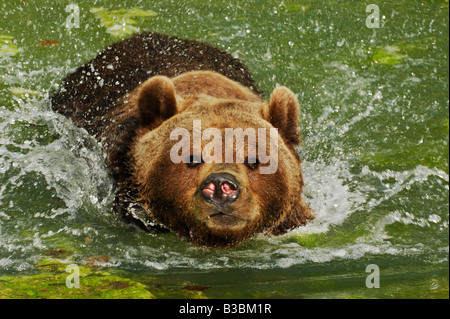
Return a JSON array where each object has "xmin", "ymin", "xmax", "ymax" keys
[
  {"xmin": 244, "ymin": 157, "xmax": 259, "ymax": 171},
  {"xmin": 187, "ymin": 155, "xmax": 203, "ymax": 168}
]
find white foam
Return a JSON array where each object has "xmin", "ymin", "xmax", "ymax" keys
[{"xmin": 296, "ymin": 159, "xmax": 366, "ymax": 234}]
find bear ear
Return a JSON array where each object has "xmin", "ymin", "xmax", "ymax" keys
[
  {"xmin": 267, "ymin": 86, "xmax": 300, "ymax": 147},
  {"xmin": 137, "ymin": 76, "xmax": 178, "ymax": 127}
]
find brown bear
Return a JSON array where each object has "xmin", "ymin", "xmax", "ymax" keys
[{"xmin": 51, "ymin": 32, "xmax": 313, "ymax": 247}]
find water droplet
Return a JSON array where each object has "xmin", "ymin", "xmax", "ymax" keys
[{"xmin": 428, "ymin": 214, "xmax": 441, "ymax": 223}]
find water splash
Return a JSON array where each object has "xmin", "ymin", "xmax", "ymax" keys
[{"xmin": 0, "ymin": 94, "xmax": 115, "ymax": 272}]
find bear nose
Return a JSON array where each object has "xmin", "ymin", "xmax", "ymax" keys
[{"xmin": 200, "ymin": 173, "xmax": 240, "ymax": 206}]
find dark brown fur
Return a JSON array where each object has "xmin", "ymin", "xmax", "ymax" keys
[
  {"xmin": 51, "ymin": 32, "xmax": 312, "ymax": 247},
  {"xmin": 51, "ymin": 32, "xmax": 259, "ymax": 139}
]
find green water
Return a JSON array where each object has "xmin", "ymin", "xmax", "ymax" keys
[{"xmin": 0, "ymin": 0, "xmax": 448, "ymax": 299}]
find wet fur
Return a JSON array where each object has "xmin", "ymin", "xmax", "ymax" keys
[{"xmin": 51, "ymin": 32, "xmax": 313, "ymax": 246}]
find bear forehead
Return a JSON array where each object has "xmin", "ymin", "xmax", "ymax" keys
[
  {"xmin": 173, "ymin": 70, "xmax": 262, "ymax": 103},
  {"xmin": 165, "ymin": 106, "xmax": 273, "ymax": 131},
  {"xmin": 178, "ymin": 97, "xmax": 267, "ymax": 119}
]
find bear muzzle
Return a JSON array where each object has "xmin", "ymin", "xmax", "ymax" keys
[
  {"xmin": 193, "ymin": 170, "xmax": 256, "ymax": 231},
  {"xmin": 200, "ymin": 173, "xmax": 240, "ymax": 207}
]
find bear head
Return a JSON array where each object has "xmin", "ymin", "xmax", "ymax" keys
[{"xmin": 129, "ymin": 71, "xmax": 312, "ymax": 247}]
